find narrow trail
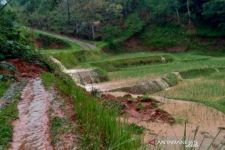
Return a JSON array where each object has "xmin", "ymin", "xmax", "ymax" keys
[
  {"xmin": 35, "ymin": 29, "xmax": 97, "ymax": 50},
  {"xmin": 10, "ymin": 78, "xmax": 53, "ymax": 150}
]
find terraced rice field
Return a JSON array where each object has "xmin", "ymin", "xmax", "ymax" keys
[{"xmin": 39, "ymin": 31, "xmax": 225, "ymax": 149}]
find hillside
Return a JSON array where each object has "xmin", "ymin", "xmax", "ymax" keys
[{"xmin": 1, "ymin": 0, "xmax": 225, "ymax": 149}]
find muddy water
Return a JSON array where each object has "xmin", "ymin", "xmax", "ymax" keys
[
  {"xmin": 108, "ymin": 92, "xmax": 225, "ymax": 149},
  {"xmin": 10, "ymin": 78, "xmax": 53, "ymax": 150},
  {"xmin": 133, "ymin": 98, "xmax": 225, "ymax": 149}
]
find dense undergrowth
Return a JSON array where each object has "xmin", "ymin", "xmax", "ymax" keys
[{"xmin": 41, "ymin": 59, "xmax": 142, "ymax": 150}]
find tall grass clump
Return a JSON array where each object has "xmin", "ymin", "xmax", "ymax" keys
[{"xmin": 41, "ymin": 59, "xmax": 142, "ymax": 150}]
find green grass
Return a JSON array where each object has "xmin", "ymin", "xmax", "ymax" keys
[
  {"xmin": 140, "ymin": 25, "xmax": 189, "ymax": 49},
  {"xmin": 0, "ymin": 81, "xmax": 10, "ymax": 98},
  {"xmin": 0, "ymin": 102, "xmax": 18, "ymax": 149},
  {"xmin": 157, "ymin": 72, "xmax": 225, "ymax": 113},
  {"xmin": 89, "ymin": 55, "xmax": 174, "ymax": 72},
  {"xmin": 50, "ymin": 117, "xmax": 73, "ymax": 144},
  {"xmin": 109, "ymin": 57, "xmax": 225, "ymax": 80},
  {"xmin": 51, "ymin": 50, "xmax": 102, "ymax": 69},
  {"xmin": 41, "ymin": 72, "xmax": 142, "ymax": 150},
  {"xmin": 0, "ymin": 81, "xmax": 19, "ymax": 149}
]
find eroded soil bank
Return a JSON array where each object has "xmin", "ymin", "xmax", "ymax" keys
[{"xmin": 103, "ymin": 92, "xmax": 225, "ymax": 149}]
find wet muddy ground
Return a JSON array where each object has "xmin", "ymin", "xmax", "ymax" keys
[
  {"xmin": 10, "ymin": 78, "xmax": 53, "ymax": 150},
  {"xmin": 104, "ymin": 92, "xmax": 225, "ymax": 149},
  {"xmin": 1, "ymin": 59, "xmax": 78, "ymax": 150},
  {"xmin": 49, "ymin": 57, "xmax": 225, "ymax": 149}
]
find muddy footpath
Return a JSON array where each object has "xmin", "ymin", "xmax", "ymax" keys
[{"xmin": 1, "ymin": 59, "xmax": 78, "ymax": 150}]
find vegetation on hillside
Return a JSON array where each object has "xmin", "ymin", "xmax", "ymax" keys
[
  {"xmin": 0, "ymin": 8, "xmax": 36, "ymax": 61},
  {"xmin": 1, "ymin": 0, "xmax": 225, "ymax": 149},
  {"xmin": 10, "ymin": 0, "xmax": 225, "ymax": 44}
]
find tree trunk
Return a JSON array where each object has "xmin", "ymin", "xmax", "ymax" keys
[
  {"xmin": 0, "ymin": 0, "xmax": 13, "ymax": 12},
  {"xmin": 75, "ymin": 22, "xmax": 79, "ymax": 35},
  {"xmin": 187, "ymin": 0, "xmax": 191, "ymax": 25},
  {"xmin": 91, "ymin": 24, "xmax": 95, "ymax": 40},
  {"xmin": 66, "ymin": 0, "xmax": 71, "ymax": 25},
  {"xmin": 175, "ymin": 7, "xmax": 180, "ymax": 24}
]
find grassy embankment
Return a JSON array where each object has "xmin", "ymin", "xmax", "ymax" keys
[
  {"xmin": 0, "ymin": 81, "xmax": 19, "ymax": 149},
  {"xmin": 38, "ymin": 25, "xmax": 225, "ymax": 148},
  {"xmin": 41, "ymin": 71, "xmax": 142, "ymax": 150},
  {"xmin": 37, "ymin": 32, "xmax": 143, "ymax": 149}
]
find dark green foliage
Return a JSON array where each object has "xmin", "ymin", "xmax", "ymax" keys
[
  {"xmin": 202, "ymin": 0, "xmax": 225, "ymax": 31},
  {"xmin": 140, "ymin": 25, "xmax": 189, "ymax": 49},
  {"xmin": 104, "ymin": 13, "xmax": 145, "ymax": 47},
  {"xmin": 0, "ymin": 10, "xmax": 36, "ymax": 61}
]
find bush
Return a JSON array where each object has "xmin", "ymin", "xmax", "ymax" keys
[
  {"xmin": 202, "ymin": 0, "xmax": 225, "ymax": 31},
  {"xmin": 0, "ymin": 10, "xmax": 36, "ymax": 61},
  {"xmin": 103, "ymin": 12, "xmax": 145, "ymax": 48}
]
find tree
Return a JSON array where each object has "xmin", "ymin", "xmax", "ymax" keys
[{"xmin": 202, "ymin": 0, "xmax": 225, "ymax": 30}]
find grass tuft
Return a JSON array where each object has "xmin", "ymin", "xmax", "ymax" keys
[{"xmin": 41, "ymin": 71, "xmax": 142, "ymax": 150}]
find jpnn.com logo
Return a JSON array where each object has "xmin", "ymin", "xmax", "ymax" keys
[{"xmin": 148, "ymin": 139, "xmax": 199, "ymax": 148}]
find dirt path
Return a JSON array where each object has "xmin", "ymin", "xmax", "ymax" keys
[
  {"xmin": 9, "ymin": 77, "xmax": 79, "ymax": 150},
  {"xmin": 35, "ymin": 29, "xmax": 97, "ymax": 50},
  {"xmin": 10, "ymin": 78, "xmax": 53, "ymax": 150}
]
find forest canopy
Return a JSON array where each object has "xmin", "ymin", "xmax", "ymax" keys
[{"xmin": 2, "ymin": 0, "xmax": 225, "ymax": 42}]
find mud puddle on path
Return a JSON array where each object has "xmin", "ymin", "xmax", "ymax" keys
[
  {"xmin": 10, "ymin": 78, "xmax": 53, "ymax": 150},
  {"xmin": 104, "ymin": 92, "xmax": 225, "ymax": 149}
]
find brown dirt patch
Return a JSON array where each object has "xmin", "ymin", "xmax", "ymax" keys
[
  {"xmin": 35, "ymin": 39, "xmax": 65, "ymax": 49},
  {"xmin": 10, "ymin": 78, "xmax": 53, "ymax": 150},
  {"xmin": 6, "ymin": 59, "xmax": 47, "ymax": 79},
  {"xmin": 49, "ymin": 88, "xmax": 79, "ymax": 150},
  {"xmin": 101, "ymin": 93, "xmax": 175, "ymax": 124}
]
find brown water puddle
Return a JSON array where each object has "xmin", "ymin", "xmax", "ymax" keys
[{"xmin": 10, "ymin": 78, "xmax": 53, "ymax": 150}]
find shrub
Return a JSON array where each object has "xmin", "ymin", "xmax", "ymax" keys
[{"xmin": 0, "ymin": 10, "xmax": 36, "ymax": 61}]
